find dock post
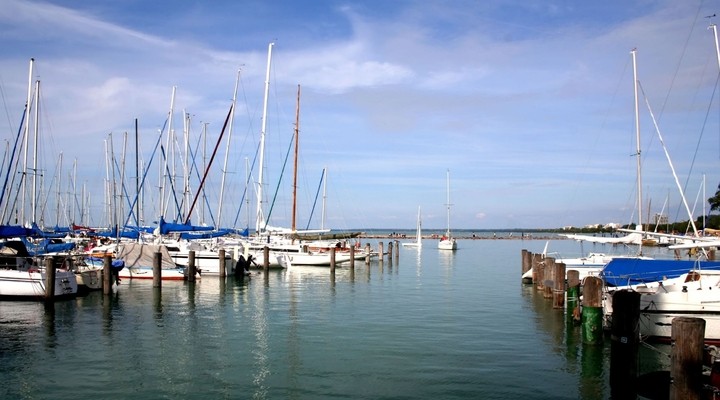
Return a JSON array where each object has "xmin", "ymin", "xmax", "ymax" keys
[
  {"xmin": 330, "ymin": 247, "xmax": 336, "ymax": 272},
  {"xmin": 263, "ymin": 246, "xmax": 269, "ymax": 272},
  {"xmin": 387, "ymin": 241, "xmax": 393, "ymax": 263},
  {"xmin": 349, "ymin": 245, "xmax": 355, "ymax": 270},
  {"xmin": 535, "ymin": 255, "xmax": 546, "ymax": 292},
  {"xmin": 552, "ymin": 262, "xmax": 566, "ymax": 309},
  {"xmin": 581, "ymin": 276, "xmax": 603, "ymax": 345},
  {"xmin": 365, "ymin": 243, "xmax": 371, "ymax": 264},
  {"xmin": 378, "ymin": 242, "xmax": 384, "ymax": 263},
  {"xmin": 395, "ymin": 240, "xmax": 399, "ymax": 261},
  {"xmin": 670, "ymin": 317, "xmax": 705, "ymax": 400},
  {"xmin": 153, "ymin": 251, "xmax": 162, "ymax": 288},
  {"xmin": 103, "ymin": 255, "xmax": 112, "ymax": 295},
  {"xmin": 187, "ymin": 250, "xmax": 196, "ymax": 282},
  {"xmin": 44, "ymin": 257, "xmax": 56, "ymax": 301},
  {"xmin": 218, "ymin": 249, "xmax": 226, "ymax": 277},
  {"xmin": 543, "ymin": 257, "xmax": 555, "ymax": 299},
  {"xmin": 566, "ymin": 270, "xmax": 580, "ymax": 323},
  {"xmin": 531, "ymin": 253, "xmax": 542, "ymax": 286},
  {"xmin": 610, "ymin": 290, "xmax": 640, "ymax": 399},
  {"xmin": 521, "ymin": 249, "xmax": 531, "ymax": 278}
]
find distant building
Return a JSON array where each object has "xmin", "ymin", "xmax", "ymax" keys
[{"xmin": 653, "ymin": 213, "xmax": 668, "ymax": 226}]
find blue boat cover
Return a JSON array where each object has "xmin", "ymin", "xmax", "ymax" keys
[{"xmin": 602, "ymin": 258, "xmax": 720, "ymax": 286}]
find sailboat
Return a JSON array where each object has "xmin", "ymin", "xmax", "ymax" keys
[
  {"xmin": 438, "ymin": 170, "xmax": 457, "ymax": 250},
  {"xmin": 402, "ymin": 206, "xmax": 422, "ymax": 248}
]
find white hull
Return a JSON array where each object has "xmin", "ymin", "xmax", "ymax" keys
[
  {"xmin": 0, "ymin": 268, "xmax": 77, "ymax": 299},
  {"xmin": 604, "ymin": 270, "xmax": 720, "ymax": 343},
  {"xmin": 169, "ymin": 251, "xmax": 234, "ymax": 275},
  {"xmin": 118, "ymin": 266, "xmax": 195, "ymax": 281},
  {"xmin": 438, "ymin": 238, "xmax": 457, "ymax": 250},
  {"xmin": 284, "ymin": 251, "xmax": 355, "ymax": 266},
  {"xmin": 76, "ymin": 267, "xmax": 103, "ymax": 291}
]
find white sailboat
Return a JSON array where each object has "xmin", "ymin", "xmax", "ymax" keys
[
  {"xmin": 402, "ymin": 206, "xmax": 422, "ymax": 248},
  {"xmin": 438, "ymin": 170, "xmax": 457, "ymax": 250}
]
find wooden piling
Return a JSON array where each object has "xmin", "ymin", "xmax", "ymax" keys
[
  {"xmin": 535, "ymin": 256, "xmax": 546, "ymax": 291},
  {"xmin": 349, "ymin": 245, "xmax": 355, "ymax": 269},
  {"xmin": 378, "ymin": 242, "xmax": 384, "ymax": 263},
  {"xmin": 670, "ymin": 317, "xmax": 705, "ymax": 400},
  {"xmin": 552, "ymin": 262, "xmax": 566, "ymax": 309},
  {"xmin": 153, "ymin": 251, "xmax": 162, "ymax": 288},
  {"xmin": 330, "ymin": 247, "xmax": 336, "ymax": 272},
  {"xmin": 394, "ymin": 240, "xmax": 399, "ymax": 261},
  {"xmin": 263, "ymin": 246, "xmax": 269, "ymax": 272},
  {"xmin": 566, "ymin": 270, "xmax": 580, "ymax": 323},
  {"xmin": 543, "ymin": 257, "xmax": 555, "ymax": 298},
  {"xmin": 44, "ymin": 257, "xmax": 55, "ymax": 301},
  {"xmin": 610, "ymin": 290, "xmax": 640, "ymax": 399},
  {"xmin": 581, "ymin": 276, "xmax": 603, "ymax": 345},
  {"xmin": 521, "ymin": 249, "xmax": 531, "ymax": 277},
  {"xmin": 365, "ymin": 243, "xmax": 371, "ymax": 264},
  {"xmin": 218, "ymin": 249, "xmax": 226, "ymax": 277},
  {"xmin": 531, "ymin": 253, "xmax": 542, "ymax": 286},
  {"xmin": 387, "ymin": 241, "xmax": 393, "ymax": 263},
  {"xmin": 187, "ymin": 250, "xmax": 196, "ymax": 282},
  {"xmin": 103, "ymin": 255, "xmax": 112, "ymax": 295}
]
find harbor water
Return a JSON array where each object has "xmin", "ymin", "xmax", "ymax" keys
[{"xmin": 0, "ymin": 236, "xmax": 672, "ymax": 399}]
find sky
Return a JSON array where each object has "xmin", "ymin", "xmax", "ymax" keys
[{"xmin": 1, "ymin": 0, "xmax": 720, "ymax": 231}]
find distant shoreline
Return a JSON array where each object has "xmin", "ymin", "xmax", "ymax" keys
[{"xmin": 358, "ymin": 233, "xmax": 567, "ymax": 241}]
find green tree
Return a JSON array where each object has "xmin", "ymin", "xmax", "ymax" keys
[{"xmin": 711, "ymin": 183, "xmax": 720, "ymax": 212}]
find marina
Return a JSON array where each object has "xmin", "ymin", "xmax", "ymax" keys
[{"xmin": 0, "ymin": 237, "xmax": 680, "ymax": 399}]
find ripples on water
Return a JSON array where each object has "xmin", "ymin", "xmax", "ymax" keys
[{"xmin": 0, "ymin": 239, "xmax": 671, "ymax": 399}]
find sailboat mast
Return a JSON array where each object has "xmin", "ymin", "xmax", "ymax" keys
[
  {"xmin": 217, "ymin": 68, "xmax": 241, "ymax": 228},
  {"xmin": 445, "ymin": 169, "xmax": 451, "ymax": 236},
  {"xmin": 20, "ymin": 58, "xmax": 33, "ymax": 225},
  {"xmin": 291, "ymin": 84, "xmax": 300, "ymax": 233},
  {"xmin": 255, "ymin": 42, "xmax": 274, "ymax": 234},
  {"xmin": 31, "ymin": 80, "xmax": 40, "ymax": 225},
  {"xmin": 631, "ymin": 49, "xmax": 643, "ymax": 234}
]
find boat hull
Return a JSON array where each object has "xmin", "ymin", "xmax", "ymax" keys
[{"xmin": 0, "ymin": 268, "xmax": 77, "ymax": 299}]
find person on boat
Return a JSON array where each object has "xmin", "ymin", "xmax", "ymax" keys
[{"xmin": 235, "ymin": 255, "xmax": 252, "ymax": 277}]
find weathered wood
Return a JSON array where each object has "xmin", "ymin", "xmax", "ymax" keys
[
  {"xmin": 378, "ymin": 242, "xmax": 384, "ymax": 263},
  {"xmin": 330, "ymin": 247, "xmax": 336, "ymax": 272},
  {"xmin": 187, "ymin": 250, "xmax": 196, "ymax": 282},
  {"xmin": 103, "ymin": 255, "xmax": 112, "ymax": 295},
  {"xmin": 521, "ymin": 249, "xmax": 531, "ymax": 276},
  {"xmin": 153, "ymin": 251, "xmax": 162, "ymax": 288},
  {"xmin": 543, "ymin": 257, "xmax": 555, "ymax": 298},
  {"xmin": 44, "ymin": 257, "xmax": 55, "ymax": 301},
  {"xmin": 365, "ymin": 243, "xmax": 371, "ymax": 264},
  {"xmin": 552, "ymin": 262, "xmax": 565, "ymax": 309},
  {"xmin": 349, "ymin": 245, "xmax": 355, "ymax": 269},
  {"xmin": 581, "ymin": 276, "xmax": 604, "ymax": 345},
  {"xmin": 670, "ymin": 317, "xmax": 705, "ymax": 400},
  {"xmin": 387, "ymin": 241, "xmax": 393, "ymax": 263},
  {"xmin": 610, "ymin": 290, "xmax": 640, "ymax": 399},
  {"xmin": 218, "ymin": 249, "xmax": 226, "ymax": 277},
  {"xmin": 566, "ymin": 269, "xmax": 580, "ymax": 323},
  {"xmin": 263, "ymin": 246, "xmax": 270, "ymax": 272},
  {"xmin": 567, "ymin": 269, "xmax": 580, "ymax": 289}
]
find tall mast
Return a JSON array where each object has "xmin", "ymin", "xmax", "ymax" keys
[
  {"xmin": 631, "ymin": 49, "xmax": 643, "ymax": 236},
  {"xmin": 255, "ymin": 42, "xmax": 274, "ymax": 234},
  {"xmin": 21, "ymin": 58, "xmax": 34, "ymax": 225},
  {"xmin": 31, "ymin": 80, "xmax": 40, "ymax": 224},
  {"xmin": 445, "ymin": 169, "xmax": 452, "ymax": 236},
  {"xmin": 217, "ymin": 68, "xmax": 241, "ymax": 228},
  {"xmin": 291, "ymin": 84, "xmax": 300, "ymax": 232}
]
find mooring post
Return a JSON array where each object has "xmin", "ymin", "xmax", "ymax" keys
[
  {"xmin": 218, "ymin": 248, "xmax": 226, "ymax": 277},
  {"xmin": 610, "ymin": 290, "xmax": 640, "ymax": 399},
  {"xmin": 187, "ymin": 250, "xmax": 196, "ymax": 282},
  {"xmin": 378, "ymin": 242, "xmax": 384, "ymax": 263},
  {"xmin": 349, "ymin": 245, "xmax": 355, "ymax": 270},
  {"xmin": 552, "ymin": 262, "xmax": 566, "ymax": 309},
  {"xmin": 394, "ymin": 240, "xmax": 399, "ymax": 262},
  {"xmin": 44, "ymin": 257, "xmax": 56, "ymax": 301},
  {"xmin": 521, "ymin": 249, "xmax": 530, "ymax": 278},
  {"xmin": 566, "ymin": 270, "xmax": 580, "ymax": 323},
  {"xmin": 263, "ymin": 246, "xmax": 270, "ymax": 272},
  {"xmin": 535, "ymin": 255, "xmax": 546, "ymax": 292},
  {"xmin": 531, "ymin": 253, "xmax": 542, "ymax": 286},
  {"xmin": 330, "ymin": 247, "xmax": 336, "ymax": 272},
  {"xmin": 153, "ymin": 251, "xmax": 162, "ymax": 288},
  {"xmin": 103, "ymin": 255, "xmax": 112, "ymax": 295},
  {"xmin": 581, "ymin": 276, "xmax": 603, "ymax": 345},
  {"xmin": 365, "ymin": 243, "xmax": 371, "ymax": 264},
  {"xmin": 670, "ymin": 317, "xmax": 705, "ymax": 400},
  {"xmin": 543, "ymin": 257, "xmax": 556, "ymax": 299},
  {"xmin": 387, "ymin": 241, "xmax": 393, "ymax": 264}
]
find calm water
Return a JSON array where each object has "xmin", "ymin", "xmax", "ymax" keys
[{"xmin": 0, "ymin": 238, "xmax": 671, "ymax": 399}]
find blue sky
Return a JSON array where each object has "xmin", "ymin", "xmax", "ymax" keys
[{"xmin": 0, "ymin": 0, "xmax": 719, "ymax": 231}]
